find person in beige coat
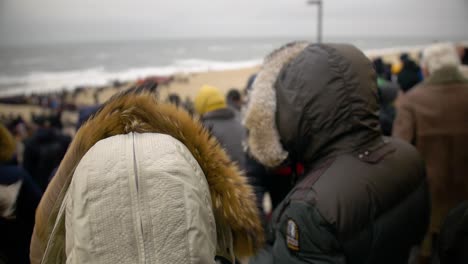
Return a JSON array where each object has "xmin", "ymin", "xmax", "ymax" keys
[
  {"xmin": 30, "ymin": 87, "xmax": 263, "ymax": 264},
  {"xmin": 393, "ymin": 43, "xmax": 468, "ymax": 261}
]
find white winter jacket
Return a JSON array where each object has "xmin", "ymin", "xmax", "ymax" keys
[
  {"xmin": 59, "ymin": 133, "xmax": 216, "ymax": 263},
  {"xmin": 32, "ymin": 92, "xmax": 263, "ymax": 264}
]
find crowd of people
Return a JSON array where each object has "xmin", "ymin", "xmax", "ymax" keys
[{"xmin": 1, "ymin": 42, "xmax": 468, "ymax": 264}]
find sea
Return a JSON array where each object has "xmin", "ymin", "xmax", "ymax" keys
[{"xmin": 0, "ymin": 36, "xmax": 462, "ymax": 96}]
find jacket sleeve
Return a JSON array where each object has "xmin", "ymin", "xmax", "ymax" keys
[
  {"xmin": 393, "ymin": 96, "xmax": 416, "ymax": 144},
  {"xmin": 250, "ymin": 199, "xmax": 347, "ymax": 264}
]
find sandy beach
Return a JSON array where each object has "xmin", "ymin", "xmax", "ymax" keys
[
  {"xmin": 1, "ymin": 43, "xmax": 467, "ymax": 127},
  {"xmin": 0, "ymin": 66, "xmax": 259, "ymax": 126},
  {"xmin": 91, "ymin": 66, "xmax": 260, "ymax": 104},
  {"xmin": 158, "ymin": 66, "xmax": 259, "ymax": 100}
]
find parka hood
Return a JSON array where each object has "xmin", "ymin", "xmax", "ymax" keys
[
  {"xmin": 64, "ymin": 133, "xmax": 219, "ymax": 263},
  {"xmin": 244, "ymin": 43, "xmax": 381, "ymax": 167},
  {"xmin": 31, "ymin": 88, "xmax": 263, "ymax": 263}
]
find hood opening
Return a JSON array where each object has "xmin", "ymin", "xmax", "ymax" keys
[{"xmin": 243, "ymin": 42, "xmax": 382, "ymax": 169}]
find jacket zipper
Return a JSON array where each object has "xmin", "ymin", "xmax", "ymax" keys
[{"xmin": 131, "ymin": 133, "xmax": 146, "ymax": 263}]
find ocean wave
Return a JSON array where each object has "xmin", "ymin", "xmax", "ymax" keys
[
  {"xmin": 208, "ymin": 45, "xmax": 234, "ymax": 52},
  {"xmin": 0, "ymin": 59, "xmax": 261, "ymax": 96}
]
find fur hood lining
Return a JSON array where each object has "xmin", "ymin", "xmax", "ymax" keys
[{"xmin": 243, "ymin": 42, "xmax": 309, "ymax": 167}]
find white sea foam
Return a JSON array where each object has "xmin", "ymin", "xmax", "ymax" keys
[{"xmin": 0, "ymin": 58, "xmax": 262, "ymax": 96}]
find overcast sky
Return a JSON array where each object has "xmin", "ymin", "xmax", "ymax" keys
[{"xmin": 0, "ymin": 0, "xmax": 467, "ymax": 45}]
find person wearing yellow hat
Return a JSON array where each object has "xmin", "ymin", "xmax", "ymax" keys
[
  {"xmin": 194, "ymin": 85, "xmax": 246, "ymax": 170},
  {"xmin": 194, "ymin": 85, "xmax": 228, "ymax": 115},
  {"xmin": 391, "ymin": 61, "xmax": 403, "ymax": 75}
]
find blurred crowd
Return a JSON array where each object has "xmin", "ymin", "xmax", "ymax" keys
[{"xmin": 1, "ymin": 42, "xmax": 468, "ymax": 264}]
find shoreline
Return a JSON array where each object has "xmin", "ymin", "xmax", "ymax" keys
[
  {"xmin": 1, "ymin": 42, "xmax": 467, "ymax": 122},
  {"xmin": 0, "ymin": 40, "xmax": 468, "ymax": 99},
  {"xmin": 2, "ymin": 42, "xmax": 464, "ymax": 98},
  {"xmin": 0, "ymin": 67, "xmax": 260, "ymax": 124}
]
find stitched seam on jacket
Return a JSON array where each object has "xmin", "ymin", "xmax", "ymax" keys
[{"xmin": 130, "ymin": 133, "xmax": 146, "ymax": 263}]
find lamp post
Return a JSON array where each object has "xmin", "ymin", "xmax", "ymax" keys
[{"xmin": 307, "ymin": 0, "xmax": 323, "ymax": 43}]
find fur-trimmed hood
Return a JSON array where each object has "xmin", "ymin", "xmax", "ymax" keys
[
  {"xmin": 30, "ymin": 89, "xmax": 263, "ymax": 263},
  {"xmin": 244, "ymin": 43, "xmax": 381, "ymax": 168},
  {"xmin": 243, "ymin": 42, "xmax": 309, "ymax": 167}
]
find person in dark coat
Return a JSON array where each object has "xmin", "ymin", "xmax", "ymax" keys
[
  {"xmin": 226, "ymin": 89, "xmax": 242, "ymax": 112},
  {"xmin": 456, "ymin": 44, "xmax": 468, "ymax": 65},
  {"xmin": 373, "ymin": 57, "xmax": 392, "ymax": 81},
  {"xmin": 438, "ymin": 201, "xmax": 468, "ymax": 264},
  {"xmin": 1, "ymin": 124, "xmax": 42, "ymax": 264},
  {"xmin": 373, "ymin": 57, "xmax": 399, "ymax": 136},
  {"xmin": 245, "ymin": 155, "xmax": 301, "ymax": 212},
  {"xmin": 23, "ymin": 118, "xmax": 71, "ymax": 191},
  {"xmin": 167, "ymin": 93, "xmax": 182, "ymax": 107},
  {"xmin": 195, "ymin": 85, "xmax": 246, "ymax": 170},
  {"xmin": 377, "ymin": 77, "xmax": 399, "ymax": 136},
  {"xmin": 397, "ymin": 53, "xmax": 422, "ymax": 92},
  {"xmin": 243, "ymin": 42, "xmax": 429, "ymax": 263}
]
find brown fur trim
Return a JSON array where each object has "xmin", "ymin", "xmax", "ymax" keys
[
  {"xmin": 31, "ymin": 90, "xmax": 263, "ymax": 263},
  {"xmin": 0, "ymin": 124, "xmax": 15, "ymax": 162}
]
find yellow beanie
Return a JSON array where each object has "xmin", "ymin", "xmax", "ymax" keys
[
  {"xmin": 392, "ymin": 62, "xmax": 403, "ymax": 75},
  {"xmin": 194, "ymin": 85, "xmax": 227, "ymax": 115}
]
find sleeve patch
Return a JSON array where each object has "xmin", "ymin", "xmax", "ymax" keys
[{"xmin": 286, "ymin": 218, "xmax": 300, "ymax": 251}]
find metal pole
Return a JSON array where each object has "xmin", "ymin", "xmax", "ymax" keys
[
  {"xmin": 307, "ymin": 0, "xmax": 323, "ymax": 43},
  {"xmin": 317, "ymin": 1, "xmax": 322, "ymax": 43}
]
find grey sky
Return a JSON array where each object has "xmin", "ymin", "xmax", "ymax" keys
[{"xmin": 0, "ymin": 0, "xmax": 467, "ymax": 45}]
